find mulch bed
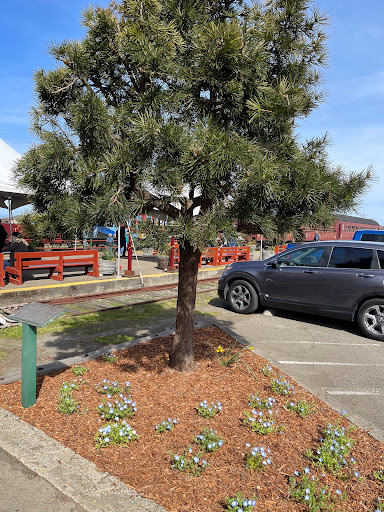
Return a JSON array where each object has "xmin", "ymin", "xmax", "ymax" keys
[{"xmin": 0, "ymin": 325, "xmax": 383, "ymax": 511}]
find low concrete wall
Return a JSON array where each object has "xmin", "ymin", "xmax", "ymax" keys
[{"xmin": 0, "ymin": 267, "xmax": 224, "ymax": 306}]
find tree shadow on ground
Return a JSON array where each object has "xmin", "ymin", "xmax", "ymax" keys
[{"xmin": 208, "ymin": 297, "xmax": 364, "ymax": 339}]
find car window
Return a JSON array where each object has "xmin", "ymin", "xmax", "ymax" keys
[
  {"xmin": 328, "ymin": 247, "xmax": 373, "ymax": 269},
  {"xmin": 361, "ymin": 233, "xmax": 384, "ymax": 242},
  {"xmin": 276, "ymin": 246, "xmax": 325, "ymax": 267},
  {"xmin": 377, "ymin": 250, "xmax": 384, "ymax": 269}
]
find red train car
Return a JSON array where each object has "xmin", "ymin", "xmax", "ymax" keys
[
  {"xmin": 251, "ymin": 215, "xmax": 382, "ymax": 243},
  {"xmin": 302, "ymin": 215, "xmax": 381, "ymax": 242}
]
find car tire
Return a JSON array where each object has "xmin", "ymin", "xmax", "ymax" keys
[
  {"xmin": 357, "ymin": 299, "xmax": 384, "ymax": 341},
  {"xmin": 227, "ymin": 280, "xmax": 258, "ymax": 314}
]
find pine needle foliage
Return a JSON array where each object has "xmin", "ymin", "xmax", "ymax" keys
[{"xmin": 15, "ymin": 0, "xmax": 372, "ymax": 369}]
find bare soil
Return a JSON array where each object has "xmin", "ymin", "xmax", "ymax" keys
[{"xmin": 0, "ymin": 325, "xmax": 383, "ymax": 511}]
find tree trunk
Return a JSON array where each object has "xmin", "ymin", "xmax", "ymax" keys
[{"xmin": 170, "ymin": 239, "xmax": 201, "ymax": 371}]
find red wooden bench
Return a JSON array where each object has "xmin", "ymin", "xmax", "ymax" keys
[
  {"xmin": 172, "ymin": 245, "xmax": 250, "ymax": 269},
  {"xmin": 6, "ymin": 250, "xmax": 99, "ymax": 285},
  {"xmin": 0, "ymin": 253, "xmax": 5, "ymax": 287},
  {"xmin": 217, "ymin": 246, "xmax": 250, "ymax": 265}
]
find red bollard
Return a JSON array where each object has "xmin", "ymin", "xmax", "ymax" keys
[
  {"xmin": 124, "ymin": 236, "xmax": 135, "ymax": 276},
  {"xmin": 167, "ymin": 237, "xmax": 177, "ymax": 272}
]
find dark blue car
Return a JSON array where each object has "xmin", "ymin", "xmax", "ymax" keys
[{"xmin": 218, "ymin": 240, "xmax": 384, "ymax": 341}]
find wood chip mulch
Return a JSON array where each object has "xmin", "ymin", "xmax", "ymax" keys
[{"xmin": 0, "ymin": 325, "xmax": 383, "ymax": 511}]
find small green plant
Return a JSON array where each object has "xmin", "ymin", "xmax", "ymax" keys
[
  {"xmin": 286, "ymin": 399, "xmax": 315, "ymax": 418},
  {"xmin": 195, "ymin": 427, "xmax": 224, "ymax": 452},
  {"xmin": 248, "ymin": 395, "xmax": 276, "ymax": 410},
  {"xmin": 374, "ymin": 498, "xmax": 384, "ymax": 511},
  {"xmin": 243, "ymin": 409, "xmax": 282, "ymax": 435},
  {"xmin": 306, "ymin": 423, "xmax": 355, "ymax": 476},
  {"xmin": 71, "ymin": 365, "xmax": 88, "ymax": 376},
  {"xmin": 196, "ymin": 400, "xmax": 222, "ymax": 418},
  {"xmin": 271, "ymin": 375, "xmax": 295, "ymax": 396},
  {"xmin": 170, "ymin": 447, "xmax": 208, "ymax": 476},
  {"xmin": 289, "ymin": 468, "xmax": 344, "ymax": 511},
  {"xmin": 225, "ymin": 492, "xmax": 257, "ymax": 511},
  {"xmin": 57, "ymin": 381, "xmax": 84, "ymax": 414},
  {"xmin": 102, "ymin": 352, "xmax": 117, "ymax": 363},
  {"xmin": 245, "ymin": 444, "xmax": 271, "ymax": 471},
  {"xmin": 96, "ymin": 379, "xmax": 130, "ymax": 395},
  {"xmin": 374, "ymin": 469, "xmax": 384, "ymax": 483},
  {"xmin": 261, "ymin": 363, "xmax": 273, "ymax": 376},
  {"xmin": 216, "ymin": 342, "xmax": 254, "ymax": 367},
  {"xmin": 100, "ymin": 248, "xmax": 116, "ymax": 260},
  {"xmin": 95, "ymin": 420, "xmax": 138, "ymax": 449},
  {"xmin": 155, "ymin": 418, "xmax": 178, "ymax": 434},
  {"xmin": 98, "ymin": 396, "xmax": 137, "ymax": 420}
]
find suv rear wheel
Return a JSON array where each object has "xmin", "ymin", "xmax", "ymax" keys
[
  {"xmin": 357, "ymin": 299, "xmax": 384, "ymax": 341},
  {"xmin": 227, "ymin": 280, "xmax": 258, "ymax": 314}
]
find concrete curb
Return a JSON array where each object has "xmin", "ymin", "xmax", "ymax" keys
[
  {"xmin": 0, "ymin": 322, "xmax": 210, "ymax": 385},
  {"xmin": 0, "ymin": 321, "xmax": 215, "ymax": 511},
  {"xmin": 0, "ymin": 407, "xmax": 166, "ymax": 512}
]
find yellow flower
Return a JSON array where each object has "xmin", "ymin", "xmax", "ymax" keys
[
  {"xmin": 249, "ymin": 346, "xmax": 254, "ymax": 350},
  {"xmin": 216, "ymin": 346, "xmax": 224, "ymax": 353}
]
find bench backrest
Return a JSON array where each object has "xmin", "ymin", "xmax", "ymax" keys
[{"xmin": 15, "ymin": 250, "xmax": 98, "ymax": 266}]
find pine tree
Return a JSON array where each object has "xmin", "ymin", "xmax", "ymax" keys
[{"xmin": 16, "ymin": 0, "xmax": 372, "ymax": 370}]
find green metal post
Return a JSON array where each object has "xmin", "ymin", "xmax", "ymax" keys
[{"xmin": 21, "ymin": 323, "xmax": 37, "ymax": 408}]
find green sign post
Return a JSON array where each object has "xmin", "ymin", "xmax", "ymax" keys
[{"xmin": 9, "ymin": 302, "xmax": 66, "ymax": 408}]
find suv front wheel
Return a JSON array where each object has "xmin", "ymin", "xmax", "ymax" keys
[
  {"xmin": 357, "ymin": 299, "xmax": 384, "ymax": 341},
  {"xmin": 227, "ymin": 280, "xmax": 258, "ymax": 314}
]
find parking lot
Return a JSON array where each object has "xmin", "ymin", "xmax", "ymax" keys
[{"xmin": 213, "ymin": 301, "xmax": 384, "ymax": 441}]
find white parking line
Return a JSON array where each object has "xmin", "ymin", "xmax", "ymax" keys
[
  {"xmin": 267, "ymin": 341, "xmax": 382, "ymax": 347},
  {"xmin": 278, "ymin": 361, "xmax": 384, "ymax": 366},
  {"xmin": 327, "ymin": 390, "xmax": 384, "ymax": 396}
]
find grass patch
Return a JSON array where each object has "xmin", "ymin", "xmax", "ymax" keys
[
  {"xmin": 0, "ymin": 292, "xmax": 216, "ymax": 342},
  {"xmin": 93, "ymin": 334, "xmax": 134, "ymax": 345},
  {"xmin": 0, "ymin": 299, "xmax": 179, "ymax": 340}
]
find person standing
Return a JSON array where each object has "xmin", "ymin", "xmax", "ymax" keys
[
  {"xmin": 0, "ymin": 220, "xmax": 8, "ymax": 252},
  {"xmin": 314, "ymin": 231, "xmax": 321, "ymax": 242},
  {"xmin": 3, "ymin": 231, "xmax": 29, "ymax": 282},
  {"xmin": 116, "ymin": 224, "xmax": 127, "ymax": 257}
]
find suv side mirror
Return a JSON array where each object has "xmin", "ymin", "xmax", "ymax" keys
[{"xmin": 267, "ymin": 259, "xmax": 278, "ymax": 269}]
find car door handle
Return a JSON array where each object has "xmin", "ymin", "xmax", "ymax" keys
[
  {"xmin": 303, "ymin": 269, "xmax": 318, "ymax": 274},
  {"xmin": 357, "ymin": 273, "xmax": 374, "ymax": 278}
]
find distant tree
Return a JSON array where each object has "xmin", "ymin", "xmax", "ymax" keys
[{"xmin": 16, "ymin": 0, "xmax": 372, "ymax": 370}]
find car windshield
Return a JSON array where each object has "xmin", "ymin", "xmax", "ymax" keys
[{"xmin": 276, "ymin": 246, "xmax": 325, "ymax": 267}]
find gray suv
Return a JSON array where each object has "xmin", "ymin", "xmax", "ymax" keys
[{"xmin": 218, "ymin": 240, "xmax": 384, "ymax": 341}]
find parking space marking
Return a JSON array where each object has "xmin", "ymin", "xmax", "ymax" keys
[
  {"xmin": 278, "ymin": 361, "xmax": 384, "ymax": 366},
  {"xmin": 327, "ymin": 390, "xmax": 384, "ymax": 396},
  {"xmin": 259, "ymin": 340, "xmax": 382, "ymax": 347}
]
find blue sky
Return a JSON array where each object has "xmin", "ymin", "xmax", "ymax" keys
[{"xmin": 1, "ymin": 0, "xmax": 383, "ymax": 223}]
